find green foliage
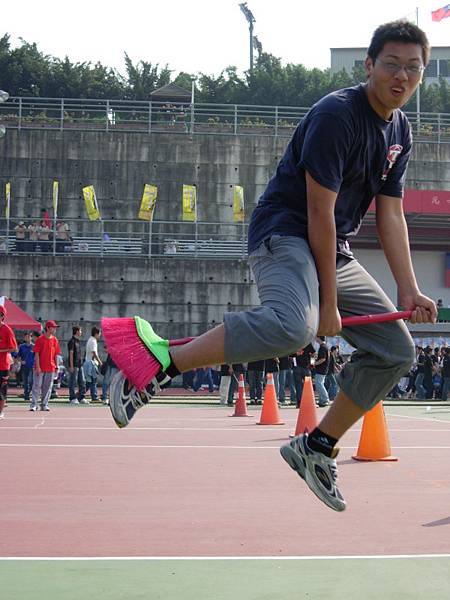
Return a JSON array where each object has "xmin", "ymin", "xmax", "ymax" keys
[
  {"xmin": 1, "ymin": 34, "xmax": 450, "ymax": 113},
  {"xmin": 123, "ymin": 53, "xmax": 171, "ymax": 100}
]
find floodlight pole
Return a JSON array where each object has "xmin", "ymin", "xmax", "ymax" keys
[{"xmin": 239, "ymin": 3, "xmax": 256, "ymax": 74}]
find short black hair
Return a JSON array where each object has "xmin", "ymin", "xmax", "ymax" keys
[
  {"xmin": 72, "ymin": 326, "xmax": 81, "ymax": 335},
  {"xmin": 367, "ymin": 19, "xmax": 430, "ymax": 66},
  {"xmin": 91, "ymin": 326, "xmax": 100, "ymax": 336}
]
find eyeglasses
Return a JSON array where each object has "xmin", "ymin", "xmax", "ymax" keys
[{"xmin": 376, "ymin": 58, "xmax": 424, "ymax": 77}]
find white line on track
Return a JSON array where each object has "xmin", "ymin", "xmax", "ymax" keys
[
  {"xmin": 1, "ymin": 443, "xmax": 450, "ymax": 449},
  {"xmin": 1, "ymin": 554, "xmax": 450, "ymax": 561},
  {"xmin": 390, "ymin": 413, "xmax": 450, "ymax": 424},
  {"xmin": 1, "ymin": 426, "xmax": 450, "ymax": 432}
]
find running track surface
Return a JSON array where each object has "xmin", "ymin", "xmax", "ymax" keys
[{"xmin": 1, "ymin": 403, "xmax": 450, "ymax": 599}]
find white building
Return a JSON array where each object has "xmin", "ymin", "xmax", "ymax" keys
[{"xmin": 330, "ymin": 46, "xmax": 450, "ymax": 86}]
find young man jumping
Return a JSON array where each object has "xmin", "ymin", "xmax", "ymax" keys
[{"xmin": 107, "ymin": 20, "xmax": 436, "ymax": 511}]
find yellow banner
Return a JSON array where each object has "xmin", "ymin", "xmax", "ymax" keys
[
  {"xmin": 138, "ymin": 184, "xmax": 158, "ymax": 221},
  {"xmin": 82, "ymin": 185, "xmax": 101, "ymax": 221},
  {"xmin": 182, "ymin": 185, "xmax": 197, "ymax": 222},
  {"xmin": 52, "ymin": 181, "xmax": 59, "ymax": 216},
  {"xmin": 233, "ymin": 185, "xmax": 244, "ymax": 222},
  {"xmin": 5, "ymin": 182, "xmax": 10, "ymax": 219}
]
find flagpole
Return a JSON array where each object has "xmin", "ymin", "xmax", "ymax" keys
[
  {"xmin": 52, "ymin": 181, "xmax": 58, "ymax": 256},
  {"xmin": 194, "ymin": 186, "xmax": 198, "ymax": 258},
  {"xmin": 416, "ymin": 6, "xmax": 421, "ymax": 133},
  {"xmin": 5, "ymin": 183, "xmax": 10, "ymax": 256}
]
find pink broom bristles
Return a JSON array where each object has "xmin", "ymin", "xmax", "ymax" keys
[{"xmin": 102, "ymin": 317, "xmax": 165, "ymax": 390}]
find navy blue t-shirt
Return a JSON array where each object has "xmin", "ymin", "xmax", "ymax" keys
[
  {"xmin": 247, "ymin": 84, "xmax": 412, "ymax": 255},
  {"xmin": 18, "ymin": 342, "xmax": 35, "ymax": 369}
]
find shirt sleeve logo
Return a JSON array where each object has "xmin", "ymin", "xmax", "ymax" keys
[{"xmin": 382, "ymin": 144, "xmax": 403, "ymax": 181}]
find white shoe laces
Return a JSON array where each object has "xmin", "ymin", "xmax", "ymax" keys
[
  {"xmin": 329, "ymin": 462, "xmax": 338, "ymax": 482},
  {"xmin": 129, "ymin": 379, "xmax": 159, "ymax": 409}
]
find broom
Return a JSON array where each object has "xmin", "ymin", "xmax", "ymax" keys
[{"xmin": 101, "ymin": 310, "xmax": 413, "ymax": 391}]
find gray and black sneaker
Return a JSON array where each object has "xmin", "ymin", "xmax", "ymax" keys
[
  {"xmin": 109, "ymin": 370, "xmax": 171, "ymax": 428},
  {"xmin": 280, "ymin": 432, "xmax": 346, "ymax": 512}
]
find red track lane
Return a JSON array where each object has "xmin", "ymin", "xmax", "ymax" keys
[{"xmin": 1, "ymin": 406, "xmax": 450, "ymax": 557}]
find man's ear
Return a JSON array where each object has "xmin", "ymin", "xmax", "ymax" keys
[{"xmin": 364, "ymin": 56, "xmax": 374, "ymax": 78}]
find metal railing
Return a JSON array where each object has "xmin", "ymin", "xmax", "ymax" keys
[
  {"xmin": 0, "ymin": 218, "xmax": 249, "ymax": 260},
  {"xmin": 1, "ymin": 96, "xmax": 450, "ymax": 142}
]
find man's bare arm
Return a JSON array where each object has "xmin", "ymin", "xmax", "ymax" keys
[
  {"xmin": 375, "ymin": 194, "xmax": 437, "ymax": 323},
  {"xmin": 306, "ymin": 172, "xmax": 341, "ymax": 335}
]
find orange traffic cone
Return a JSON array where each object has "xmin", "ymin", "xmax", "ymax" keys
[
  {"xmin": 352, "ymin": 401, "xmax": 397, "ymax": 461},
  {"xmin": 230, "ymin": 374, "xmax": 250, "ymax": 417},
  {"xmin": 292, "ymin": 376, "xmax": 318, "ymax": 436},
  {"xmin": 257, "ymin": 373, "xmax": 284, "ymax": 425}
]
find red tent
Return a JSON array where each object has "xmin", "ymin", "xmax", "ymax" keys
[{"xmin": 0, "ymin": 297, "xmax": 42, "ymax": 331}]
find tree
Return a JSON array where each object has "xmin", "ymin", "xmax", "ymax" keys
[{"xmin": 123, "ymin": 54, "xmax": 171, "ymax": 100}]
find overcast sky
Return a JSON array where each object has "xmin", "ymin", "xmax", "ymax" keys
[{"xmin": 2, "ymin": 0, "xmax": 450, "ymax": 76}]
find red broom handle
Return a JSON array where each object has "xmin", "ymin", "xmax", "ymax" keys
[
  {"xmin": 341, "ymin": 310, "xmax": 412, "ymax": 327},
  {"xmin": 167, "ymin": 310, "xmax": 412, "ymax": 347}
]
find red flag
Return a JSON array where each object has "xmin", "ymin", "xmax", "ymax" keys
[{"xmin": 431, "ymin": 4, "xmax": 450, "ymax": 21}]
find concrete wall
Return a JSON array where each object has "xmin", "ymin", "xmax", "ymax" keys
[
  {"xmin": 0, "ymin": 253, "xmax": 258, "ymax": 348},
  {"xmin": 1, "ymin": 130, "xmax": 449, "ymax": 225},
  {"xmin": 0, "ymin": 130, "xmax": 286, "ymax": 225}
]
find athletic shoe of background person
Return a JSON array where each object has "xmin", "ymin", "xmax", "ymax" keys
[
  {"xmin": 280, "ymin": 432, "xmax": 346, "ymax": 512},
  {"xmin": 109, "ymin": 370, "xmax": 171, "ymax": 428}
]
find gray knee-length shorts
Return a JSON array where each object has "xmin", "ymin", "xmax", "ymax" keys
[{"xmin": 223, "ymin": 235, "xmax": 415, "ymax": 410}]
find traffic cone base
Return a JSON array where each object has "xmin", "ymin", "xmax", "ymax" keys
[
  {"xmin": 352, "ymin": 455, "xmax": 397, "ymax": 462},
  {"xmin": 292, "ymin": 376, "xmax": 318, "ymax": 437},
  {"xmin": 230, "ymin": 373, "xmax": 251, "ymax": 417},
  {"xmin": 257, "ymin": 373, "xmax": 284, "ymax": 425},
  {"xmin": 352, "ymin": 401, "xmax": 398, "ymax": 461}
]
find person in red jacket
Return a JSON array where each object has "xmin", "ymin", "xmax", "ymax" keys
[
  {"xmin": 31, "ymin": 320, "xmax": 61, "ymax": 412},
  {"xmin": 0, "ymin": 305, "xmax": 18, "ymax": 419}
]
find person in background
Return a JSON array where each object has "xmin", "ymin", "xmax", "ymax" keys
[
  {"xmin": 0, "ymin": 305, "xmax": 18, "ymax": 419},
  {"xmin": 247, "ymin": 359, "xmax": 265, "ymax": 405},
  {"xmin": 83, "ymin": 326, "xmax": 102, "ymax": 402},
  {"xmin": 38, "ymin": 219, "xmax": 51, "ymax": 253},
  {"xmin": 17, "ymin": 331, "xmax": 35, "ymax": 403},
  {"xmin": 30, "ymin": 320, "xmax": 61, "ymax": 411},
  {"xmin": 278, "ymin": 354, "xmax": 295, "ymax": 404},
  {"xmin": 325, "ymin": 345, "xmax": 340, "ymax": 403},
  {"xmin": 67, "ymin": 325, "xmax": 86, "ymax": 405},
  {"xmin": 56, "ymin": 220, "xmax": 71, "ymax": 253},
  {"xmin": 441, "ymin": 347, "xmax": 450, "ymax": 401},
  {"xmin": 14, "ymin": 221, "xmax": 27, "ymax": 253},
  {"xmin": 41, "ymin": 208, "xmax": 51, "ymax": 229},
  {"xmin": 101, "ymin": 352, "xmax": 119, "ymax": 405},
  {"xmin": 314, "ymin": 336, "xmax": 330, "ymax": 407},
  {"xmin": 292, "ymin": 343, "xmax": 315, "ymax": 408},
  {"xmin": 182, "ymin": 370, "xmax": 195, "ymax": 390},
  {"xmin": 27, "ymin": 220, "xmax": 39, "ymax": 252},
  {"xmin": 423, "ymin": 346, "xmax": 434, "ymax": 400},
  {"xmin": 219, "ymin": 364, "xmax": 232, "ymax": 406}
]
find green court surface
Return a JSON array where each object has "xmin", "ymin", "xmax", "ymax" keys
[{"xmin": 2, "ymin": 556, "xmax": 450, "ymax": 600}]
